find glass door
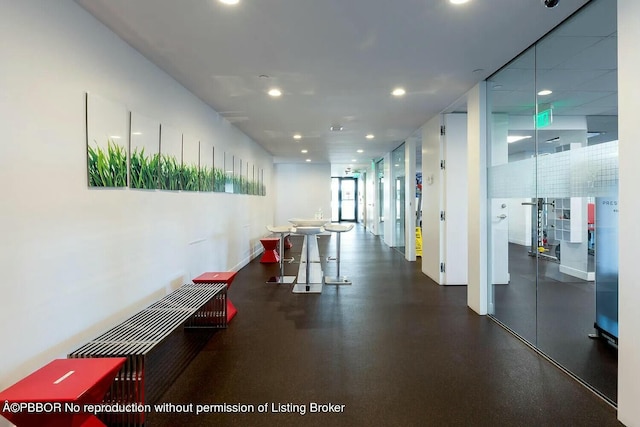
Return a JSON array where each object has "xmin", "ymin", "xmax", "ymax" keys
[
  {"xmin": 340, "ymin": 178, "xmax": 357, "ymax": 222},
  {"xmin": 487, "ymin": 0, "xmax": 618, "ymax": 404},
  {"xmin": 331, "ymin": 177, "xmax": 357, "ymax": 222},
  {"xmin": 487, "ymin": 47, "xmax": 538, "ymax": 345}
]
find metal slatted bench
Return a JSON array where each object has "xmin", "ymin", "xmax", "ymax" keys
[{"xmin": 68, "ymin": 283, "xmax": 227, "ymax": 426}]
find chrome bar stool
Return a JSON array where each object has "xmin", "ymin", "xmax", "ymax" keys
[
  {"xmin": 324, "ymin": 223, "xmax": 354, "ymax": 285},
  {"xmin": 265, "ymin": 225, "xmax": 297, "ymax": 284}
]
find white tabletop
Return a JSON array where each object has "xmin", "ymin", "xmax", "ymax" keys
[
  {"xmin": 288, "ymin": 218, "xmax": 329, "ymax": 227},
  {"xmin": 291, "ymin": 226, "xmax": 325, "ymax": 235},
  {"xmin": 324, "ymin": 223, "xmax": 354, "ymax": 233},
  {"xmin": 266, "ymin": 225, "xmax": 293, "ymax": 233}
]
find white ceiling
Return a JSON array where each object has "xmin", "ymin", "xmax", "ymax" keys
[
  {"xmin": 488, "ymin": 0, "xmax": 617, "ymax": 157},
  {"xmin": 76, "ymin": 0, "xmax": 592, "ymax": 170},
  {"xmin": 490, "ymin": 0, "xmax": 616, "ymax": 118}
]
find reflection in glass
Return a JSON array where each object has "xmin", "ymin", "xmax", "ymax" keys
[{"xmin": 486, "ymin": 0, "xmax": 618, "ymax": 404}]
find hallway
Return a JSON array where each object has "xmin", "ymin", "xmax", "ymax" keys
[{"xmin": 148, "ymin": 225, "xmax": 620, "ymax": 426}]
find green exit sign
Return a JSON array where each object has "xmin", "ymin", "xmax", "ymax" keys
[{"xmin": 536, "ymin": 108, "xmax": 553, "ymax": 128}]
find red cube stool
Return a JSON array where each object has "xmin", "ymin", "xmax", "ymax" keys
[
  {"xmin": 259, "ymin": 237, "xmax": 280, "ymax": 263},
  {"xmin": 193, "ymin": 271, "xmax": 238, "ymax": 322},
  {"xmin": 0, "ymin": 357, "xmax": 126, "ymax": 427}
]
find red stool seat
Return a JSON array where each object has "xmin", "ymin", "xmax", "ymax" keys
[
  {"xmin": 259, "ymin": 237, "xmax": 280, "ymax": 263},
  {"xmin": 0, "ymin": 358, "xmax": 126, "ymax": 427},
  {"xmin": 193, "ymin": 271, "xmax": 238, "ymax": 322}
]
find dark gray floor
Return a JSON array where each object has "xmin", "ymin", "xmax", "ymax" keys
[
  {"xmin": 493, "ymin": 243, "xmax": 618, "ymax": 403},
  {"xmin": 147, "ymin": 225, "xmax": 621, "ymax": 427}
]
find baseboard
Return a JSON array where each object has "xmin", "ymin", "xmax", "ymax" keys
[
  {"xmin": 559, "ymin": 264, "xmax": 595, "ymax": 281},
  {"xmin": 230, "ymin": 244, "xmax": 264, "ymax": 272}
]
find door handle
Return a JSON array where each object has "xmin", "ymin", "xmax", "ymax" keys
[{"xmin": 497, "ymin": 214, "xmax": 507, "ymax": 219}]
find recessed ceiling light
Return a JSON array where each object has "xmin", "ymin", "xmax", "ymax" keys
[
  {"xmin": 366, "ymin": 134, "xmax": 375, "ymax": 139},
  {"xmin": 352, "ymin": 159, "xmax": 357, "ymax": 162},
  {"xmin": 301, "ymin": 149, "xmax": 308, "ymax": 153},
  {"xmin": 391, "ymin": 88, "xmax": 406, "ymax": 97},
  {"xmin": 293, "ymin": 134, "xmax": 302, "ymax": 140},
  {"xmin": 538, "ymin": 89, "xmax": 553, "ymax": 96},
  {"xmin": 219, "ymin": 0, "xmax": 240, "ymax": 5},
  {"xmin": 268, "ymin": 88, "xmax": 282, "ymax": 97},
  {"xmin": 450, "ymin": 0, "xmax": 470, "ymax": 3},
  {"xmin": 305, "ymin": 159, "xmax": 311, "ymax": 162},
  {"xmin": 330, "ymin": 125, "xmax": 344, "ymax": 131},
  {"xmin": 507, "ymin": 135, "xmax": 532, "ymax": 143},
  {"xmin": 357, "ymin": 149, "xmax": 364, "ymax": 153}
]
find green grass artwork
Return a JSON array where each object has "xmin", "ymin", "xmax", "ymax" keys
[
  {"xmin": 130, "ymin": 147, "xmax": 159, "ymax": 189},
  {"xmin": 87, "ymin": 139, "xmax": 127, "ymax": 187},
  {"xmin": 181, "ymin": 163, "xmax": 200, "ymax": 191},
  {"xmin": 200, "ymin": 166, "xmax": 214, "ymax": 192},
  {"xmin": 214, "ymin": 168, "xmax": 225, "ymax": 192},
  {"xmin": 159, "ymin": 154, "xmax": 181, "ymax": 190}
]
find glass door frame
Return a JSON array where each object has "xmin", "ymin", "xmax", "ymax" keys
[{"xmin": 339, "ymin": 177, "xmax": 357, "ymax": 222}]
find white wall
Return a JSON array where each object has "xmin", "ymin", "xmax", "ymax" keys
[
  {"xmin": 273, "ymin": 163, "xmax": 331, "ymax": 226},
  {"xmin": 382, "ymin": 153, "xmax": 393, "ymax": 245},
  {"xmin": 508, "ymin": 199, "xmax": 532, "ymax": 246},
  {"xmin": 617, "ymin": 1, "xmax": 640, "ymax": 424},
  {"xmin": 357, "ymin": 171, "xmax": 367, "ymax": 225},
  {"xmin": 366, "ymin": 162, "xmax": 377, "ymax": 233},
  {"xmin": 370, "ymin": 160, "xmax": 382, "ymax": 236},
  {"xmin": 0, "ymin": 0, "xmax": 274, "ymax": 398}
]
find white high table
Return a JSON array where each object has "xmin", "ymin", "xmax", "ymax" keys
[
  {"xmin": 288, "ymin": 219, "xmax": 327, "ymax": 293},
  {"xmin": 266, "ymin": 225, "xmax": 296, "ymax": 284}
]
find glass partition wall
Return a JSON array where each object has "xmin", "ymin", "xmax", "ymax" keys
[
  {"xmin": 392, "ymin": 143, "xmax": 406, "ymax": 253},
  {"xmin": 487, "ymin": 0, "xmax": 618, "ymax": 404}
]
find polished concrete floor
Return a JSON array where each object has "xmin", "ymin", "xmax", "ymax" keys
[{"xmin": 147, "ymin": 225, "xmax": 621, "ymax": 427}]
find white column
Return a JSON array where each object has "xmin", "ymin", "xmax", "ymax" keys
[
  {"xmin": 382, "ymin": 152, "xmax": 393, "ymax": 246},
  {"xmin": 617, "ymin": 1, "xmax": 640, "ymax": 424},
  {"xmin": 467, "ymin": 82, "xmax": 488, "ymax": 315},
  {"xmin": 370, "ymin": 160, "xmax": 381, "ymax": 236}
]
